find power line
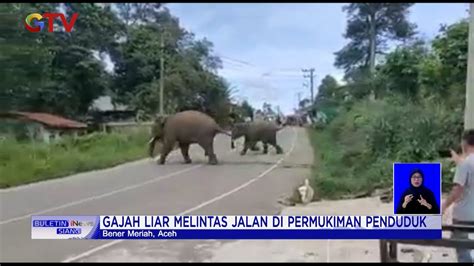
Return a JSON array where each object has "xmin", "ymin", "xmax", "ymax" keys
[
  {"xmin": 218, "ymin": 53, "xmax": 302, "ymax": 75},
  {"xmin": 220, "ymin": 60, "xmax": 248, "ymax": 69},
  {"xmin": 220, "ymin": 56, "xmax": 255, "ymax": 67},
  {"xmin": 222, "ymin": 67, "xmax": 301, "ymax": 79},
  {"xmin": 220, "ymin": 59, "xmax": 302, "ymax": 79}
]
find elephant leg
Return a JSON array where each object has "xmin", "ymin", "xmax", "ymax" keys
[
  {"xmin": 250, "ymin": 142, "xmax": 260, "ymax": 151},
  {"xmin": 240, "ymin": 137, "xmax": 250, "ymax": 156},
  {"xmin": 159, "ymin": 141, "xmax": 174, "ymax": 165},
  {"xmin": 269, "ymin": 134, "xmax": 283, "ymax": 154},
  {"xmin": 262, "ymin": 142, "xmax": 269, "ymax": 154},
  {"xmin": 180, "ymin": 143, "xmax": 192, "ymax": 164},
  {"xmin": 199, "ymin": 138, "xmax": 218, "ymax": 165}
]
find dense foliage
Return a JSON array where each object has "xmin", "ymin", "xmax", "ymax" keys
[
  {"xmin": 0, "ymin": 3, "xmax": 250, "ymax": 124},
  {"xmin": 310, "ymin": 5, "xmax": 468, "ymax": 198}
]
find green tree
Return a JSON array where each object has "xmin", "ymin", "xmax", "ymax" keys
[
  {"xmin": 64, "ymin": 3, "xmax": 124, "ymax": 53},
  {"xmin": 112, "ymin": 25, "xmax": 164, "ymax": 113},
  {"xmin": 46, "ymin": 4, "xmax": 121, "ymax": 116},
  {"xmin": 111, "ymin": 5, "xmax": 232, "ymax": 123},
  {"xmin": 376, "ymin": 39, "xmax": 428, "ymax": 99},
  {"xmin": 115, "ymin": 3, "xmax": 163, "ymax": 26},
  {"xmin": 316, "ymin": 75, "xmax": 339, "ymax": 100},
  {"xmin": 0, "ymin": 3, "xmax": 121, "ymax": 117},
  {"xmin": 0, "ymin": 3, "xmax": 59, "ymax": 111},
  {"xmin": 262, "ymin": 102, "xmax": 275, "ymax": 117},
  {"xmin": 241, "ymin": 100, "xmax": 254, "ymax": 120},
  {"xmin": 45, "ymin": 45, "xmax": 109, "ymax": 115},
  {"xmin": 299, "ymin": 98, "xmax": 311, "ymax": 109},
  {"xmin": 228, "ymin": 100, "xmax": 254, "ymax": 123},
  {"xmin": 335, "ymin": 3, "xmax": 416, "ymax": 77},
  {"xmin": 418, "ymin": 19, "xmax": 468, "ymax": 108},
  {"xmin": 1, "ymin": 3, "xmax": 234, "ymax": 123}
]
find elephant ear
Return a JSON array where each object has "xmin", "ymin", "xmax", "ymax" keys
[
  {"xmin": 151, "ymin": 115, "xmax": 168, "ymax": 137},
  {"xmin": 159, "ymin": 115, "xmax": 169, "ymax": 128}
]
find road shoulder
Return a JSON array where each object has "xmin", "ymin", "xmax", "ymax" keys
[{"xmin": 204, "ymin": 197, "xmax": 459, "ymax": 263}]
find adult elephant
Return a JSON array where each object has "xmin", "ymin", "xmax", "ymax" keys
[
  {"xmin": 148, "ymin": 110, "xmax": 231, "ymax": 165},
  {"xmin": 230, "ymin": 121, "xmax": 284, "ymax": 155}
]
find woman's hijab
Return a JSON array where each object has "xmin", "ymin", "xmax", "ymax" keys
[{"xmin": 396, "ymin": 169, "xmax": 440, "ymax": 214}]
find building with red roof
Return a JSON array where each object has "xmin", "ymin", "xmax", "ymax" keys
[{"xmin": 0, "ymin": 111, "xmax": 87, "ymax": 143}]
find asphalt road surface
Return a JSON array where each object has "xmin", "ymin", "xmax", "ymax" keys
[{"xmin": 0, "ymin": 126, "xmax": 314, "ymax": 262}]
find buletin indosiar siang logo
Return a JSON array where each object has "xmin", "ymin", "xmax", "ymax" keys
[{"xmin": 24, "ymin": 12, "xmax": 78, "ymax": 33}]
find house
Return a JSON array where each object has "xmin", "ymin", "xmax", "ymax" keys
[
  {"xmin": 0, "ymin": 111, "xmax": 87, "ymax": 143},
  {"xmin": 87, "ymin": 96, "xmax": 143, "ymax": 133},
  {"xmin": 88, "ymin": 96, "xmax": 137, "ymax": 123},
  {"xmin": 87, "ymin": 96, "xmax": 139, "ymax": 132}
]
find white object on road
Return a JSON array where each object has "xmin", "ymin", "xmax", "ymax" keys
[{"xmin": 298, "ymin": 179, "xmax": 314, "ymax": 205}]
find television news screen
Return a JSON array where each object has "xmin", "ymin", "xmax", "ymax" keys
[{"xmin": 1, "ymin": 2, "xmax": 473, "ymax": 264}]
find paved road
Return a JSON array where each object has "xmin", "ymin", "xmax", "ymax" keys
[{"xmin": 0, "ymin": 127, "xmax": 313, "ymax": 262}]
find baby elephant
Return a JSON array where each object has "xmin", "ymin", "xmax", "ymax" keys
[{"xmin": 231, "ymin": 121, "xmax": 284, "ymax": 155}]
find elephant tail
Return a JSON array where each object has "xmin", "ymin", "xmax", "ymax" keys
[
  {"xmin": 148, "ymin": 136, "xmax": 158, "ymax": 157},
  {"xmin": 215, "ymin": 126, "xmax": 232, "ymax": 137},
  {"xmin": 215, "ymin": 126, "xmax": 235, "ymax": 149}
]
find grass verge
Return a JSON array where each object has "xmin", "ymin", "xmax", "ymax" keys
[
  {"xmin": 308, "ymin": 128, "xmax": 388, "ymax": 200},
  {"xmin": 0, "ymin": 130, "xmax": 149, "ymax": 188}
]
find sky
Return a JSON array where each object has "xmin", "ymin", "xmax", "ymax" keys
[{"xmin": 162, "ymin": 3, "xmax": 470, "ymax": 115}]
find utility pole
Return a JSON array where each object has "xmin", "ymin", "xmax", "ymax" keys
[
  {"xmin": 465, "ymin": 3, "xmax": 474, "ymax": 130},
  {"xmin": 297, "ymin": 92, "xmax": 302, "ymax": 108},
  {"xmin": 159, "ymin": 34, "xmax": 165, "ymax": 115},
  {"xmin": 302, "ymin": 68, "xmax": 315, "ymax": 104}
]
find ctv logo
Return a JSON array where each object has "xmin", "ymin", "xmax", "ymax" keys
[{"xmin": 25, "ymin": 13, "xmax": 78, "ymax": 33}]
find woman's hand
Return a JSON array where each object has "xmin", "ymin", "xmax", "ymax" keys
[
  {"xmin": 402, "ymin": 194, "xmax": 413, "ymax": 209},
  {"xmin": 418, "ymin": 195, "xmax": 432, "ymax": 210}
]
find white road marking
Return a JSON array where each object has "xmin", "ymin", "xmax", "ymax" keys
[
  {"xmin": 0, "ymin": 136, "xmax": 241, "ymax": 224},
  {"xmin": 0, "ymin": 165, "xmax": 202, "ymax": 225},
  {"xmin": 62, "ymin": 127, "xmax": 298, "ymax": 263}
]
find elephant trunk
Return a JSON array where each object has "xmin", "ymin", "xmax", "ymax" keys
[
  {"xmin": 148, "ymin": 136, "xmax": 158, "ymax": 157},
  {"xmin": 231, "ymin": 138, "xmax": 235, "ymax": 149}
]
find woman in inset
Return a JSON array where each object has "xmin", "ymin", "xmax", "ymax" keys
[{"xmin": 396, "ymin": 169, "xmax": 440, "ymax": 214}]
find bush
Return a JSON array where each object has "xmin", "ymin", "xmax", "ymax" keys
[
  {"xmin": 367, "ymin": 98, "xmax": 463, "ymax": 162},
  {"xmin": 309, "ymin": 96, "xmax": 462, "ymax": 199}
]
